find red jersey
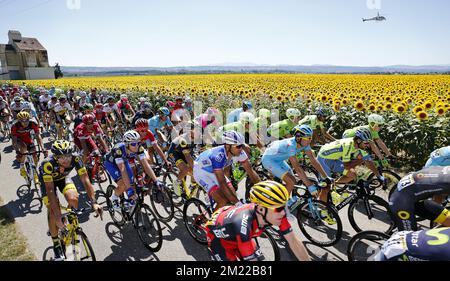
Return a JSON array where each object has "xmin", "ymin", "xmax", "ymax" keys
[
  {"xmin": 94, "ymin": 110, "xmax": 108, "ymax": 122},
  {"xmin": 117, "ymin": 101, "xmax": 131, "ymax": 112},
  {"xmin": 140, "ymin": 130, "xmax": 157, "ymax": 148},
  {"xmin": 74, "ymin": 122, "xmax": 103, "ymax": 140},
  {"xmin": 11, "ymin": 120, "xmax": 40, "ymax": 145}
]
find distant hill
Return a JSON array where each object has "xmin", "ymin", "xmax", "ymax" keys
[{"xmin": 61, "ymin": 64, "xmax": 450, "ymax": 77}]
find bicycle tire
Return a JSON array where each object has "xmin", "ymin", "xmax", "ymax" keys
[
  {"xmin": 348, "ymin": 195, "xmax": 395, "ymax": 234},
  {"xmin": 254, "ymin": 229, "xmax": 280, "ymax": 261},
  {"xmin": 183, "ymin": 198, "xmax": 212, "ymax": 245},
  {"xmin": 162, "ymin": 170, "xmax": 184, "ymax": 207},
  {"xmin": 75, "ymin": 230, "xmax": 96, "ymax": 261},
  {"xmin": 135, "ymin": 204, "xmax": 163, "ymax": 252},
  {"xmin": 106, "ymin": 184, "xmax": 126, "ymax": 227},
  {"xmin": 368, "ymin": 170, "xmax": 401, "ymax": 198},
  {"xmin": 347, "ymin": 230, "xmax": 390, "ymax": 261},
  {"xmin": 296, "ymin": 199, "xmax": 343, "ymax": 247},
  {"xmin": 149, "ymin": 184, "xmax": 175, "ymax": 223}
]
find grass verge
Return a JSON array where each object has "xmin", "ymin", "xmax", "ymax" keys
[{"xmin": 0, "ymin": 197, "xmax": 36, "ymax": 261}]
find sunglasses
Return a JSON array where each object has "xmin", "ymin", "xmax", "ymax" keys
[
  {"xmin": 274, "ymin": 206, "xmax": 286, "ymax": 213},
  {"xmin": 56, "ymin": 154, "xmax": 72, "ymax": 161},
  {"xmin": 295, "ymin": 135, "xmax": 312, "ymax": 140},
  {"xmin": 234, "ymin": 144, "xmax": 244, "ymax": 149},
  {"xmin": 129, "ymin": 142, "xmax": 139, "ymax": 147}
]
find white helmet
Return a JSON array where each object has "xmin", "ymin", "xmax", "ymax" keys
[
  {"xmin": 368, "ymin": 114, "xmax": 385, "ymax": 126},
  {"xmin": 123, "ymin": 130, "xmax": 140, "ymax": 144},
  {"xmin": 79, "ymin": 91, "xmax": 87, "ymax": 98},
  {"xmin": 222, "ymin": 131, "xmax": 245, "ymax": 145},
  {"xmin": 239, "ymin": 112, "xmax": 255, "ymax": 124},
  {"xmin": 139, "ymin": 97, "xmax": 148, "ymax": 102},
  {"xmin": 286, "ymin": 108, "xmax": 301, "ymax": 120},
  {"xmin": 120, "ymin": 94, "xmax": 128, "ymax": 99}
]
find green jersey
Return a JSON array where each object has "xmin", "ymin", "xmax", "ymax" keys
[
  {"xmin": 342, "ymin": 125, "xmax": 380, "ymax": 140},
  {"xmin": 267, "ymin": 119, "xmax": 296, "ymax": 139},
  {"xmin": 318, "ymin": 138, "xmax": 362, "ymax": 162},
  {"xmin": 298, "ymin": 115, "xmax": 324, "ymax": 130}
]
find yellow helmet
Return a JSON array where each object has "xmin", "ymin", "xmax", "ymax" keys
[
  {"xmin": 249, "ymin": 181, "xmax": 289, "ymax": 209},
  {"xmin": 17, "ymin": 111, "xmax": 31, "ymax": 121}
]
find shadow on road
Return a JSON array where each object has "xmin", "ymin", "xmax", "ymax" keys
[{"xmin": 3, "ymin": 185, "xmax": 43, "ymax": 219}]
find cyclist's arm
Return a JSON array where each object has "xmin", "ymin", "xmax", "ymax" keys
[
  {"xmin": 369, "ymin": 141, "xmax": 384, "ymax": 160},
  {"xmin": 321, "ymin": 127, "xmax": 335, "ymax": 142},
  {"xmin": 139, "ymin": 154, "xmax": 158, "ymax": 182},
  {"xmin": 213, "ymin": 169, "xmax": 239, "ymax": 204},
  {"xmin": 182, "ymin": 150, "xmax": 194, "ymax": 168},
  {"xmin": 289, "ymin": 156, "xmax": 314, "ymax": 187},
  {"xmin": 117, "ymin": 161, "xmax": 132, "ymax": 189},
  {"xmin": 79, "ymin": 172, "xmax": 96, "ymax": 204},
  {"xmin": 240, "ymin": 159, "xmax": 261, "ymax": 185},
  {"xmin": 283, "ymin": 231, "xmax": 311, "ymax": 261},
  {"xmin": 305, "ymin": 150, "xmax": 329, "ymax": 179},
  {"xmin": 375, "ymin": 138, "xmax": 392, "ymax": 157},
  {"xmin": 152, "ymin": 142, "xmax": 169, "ymax": 165}
]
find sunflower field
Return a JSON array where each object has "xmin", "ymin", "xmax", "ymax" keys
[{"xmin": 4, "ymin": 74, "xmax": 450, "ymax": 169}]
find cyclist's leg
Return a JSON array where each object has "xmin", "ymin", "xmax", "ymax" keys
[
  {"xmin": 61, "ymin": 178, "xmax": 79, "ymax": 209},
  {"xmin": 416, "ymin": 199, "xmax": 450, "ymax": 227},
  {"xmin": 193, "ymin": 167, "xmax": 230, "ymax": 209},
  {"xmin": 389, "ymin": 189, "xmax": 417, "ymax": 231},
  {"xmin": 207, "ymin": 232, "xmax": 237, "ymax": 261}
]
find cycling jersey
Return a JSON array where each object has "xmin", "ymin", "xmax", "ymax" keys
[
  {"xmin": 390, "ymin": 166, "xmax": 450, "ymax": 231},
  {"xmin": 206, "ymin": 203, "xmax": 292, "ymax": 261},
  {"xmin": 53, "ymin": 102, "xmax": 72, "ymax": 116},
  {"xmin": 94, "ymin": 110, "xmax": 109, "ymax": 124},
  {"xmin": 74, "ymin": 122, "xmax": 103, "ymax": 140},
  {"xmin": 117, "ymin": 101, "xmax": 131, "ymax": 113},
  {"xmin": 39, "ymin": 154, "xmax": 87, "ymax": 183},
  {"xmin": 104, "ymin": 143, "xmax": 146, "ymax": 184},
  {"xmin": 267, "ymin": 119, "xmax": 296, "ymax": 139},
  {"xmin": 318, "ymin": 138, "xmax": 361, "ymax": 162},
  {"xmin": 11, "ymin": 120, "xmax": 40, "ymax": 145},
  {"xmin": 39, "ymin": 95, "xmax": 51, "ymax": 111},
  {"xmin": 10, "ymin": 102, "xmax": 24, "ymax": 114},
  {"xmin": 77, "ymin": 97, "xmax": 91, "ymax": 109},
  {"xmin": 376, "ymin": 228, "xmax": 450, "ymax": 261},
  {"xmin": 103, "ymin": 103, "xmax": 120, "ymax": 115},
  {"xmin": 47, "ymin": 101, "xmax": 58, "ymax": 112},
  {"xmin": 227, "ymin": 108, "xmax": 244, "ymax": 124},
  {"xmin": 149, "ymin": 115, "xmax": 173, "ymax": 136},
  {"xmin": 140, "ymin": 130, "xmax": 157, "ymax": 149},
  {"xmin": 424, "ymin": 146, "xmax": 450, "ymax": 168},
  {"xmin": 168, "ymin": 132, "xmax": 194, "ymax": 165},
  {"xmin": 298, "ymin": 115, "xmax": 324, "ymax": 130},
  {"xmin": 218, "ymin": 122, "xmax": 258, "ymax": 144},
  {"xmin": 343, "ymin": 125, "xmax": 380, "ymax": 140}
]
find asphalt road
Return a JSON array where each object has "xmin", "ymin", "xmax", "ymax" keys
[{"xmin": 0, "ymin": 135, "xmax": 395, "ymax": 261}]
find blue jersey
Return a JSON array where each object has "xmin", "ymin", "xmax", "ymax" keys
[
  {"xmin": 149, "ymin": 115, "xmax": 173, "ymax": 135},
  {"xmin": 105, "ymin": 142, "xmax": 146, "ymax": 165},
  {"xmin": 425, "ymin": 146, "xmax": 450, "ymax": 168},
  {"xmin": 262, "ymin": 138, "xmax": 311, "ymax": 162},
  {"xmin": 195, "ymin": 145, "xmax": 248, "ymax": 174},
  {"xmin": 227, "ymin": 108, "xmax": 243, "ymax": 124}
]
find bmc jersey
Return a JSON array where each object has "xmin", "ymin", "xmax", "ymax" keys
[
  {"xmin": 195, "ymin": 145, "xmax": 248, "ymax": 174},
  {"xmin": 263, "ymin": 138, "xmax": 311, "ymax": 162},
  {"xmin": 318, "ymin": 138, "xmax": 362, "ymax": 162},
  {"xmin": 74, "ymin": 122, "xmax": 103, "ymax": 140},
  {"xmin": 39, "ymin": 154, "xmax": 86, "ymax": 183},
  {"xmin": 206, "ymin": 204, "xmax": 292, "ymax": 261},
  {"xmin": 11, "ymin": 120, "xmax": 40, "ymax": 145},
  {"xmin": 298, "ymin": 115, "xmax": 324, "ymax": 130}
]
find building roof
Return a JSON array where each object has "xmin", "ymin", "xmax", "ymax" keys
[{"xmin": 13, "ymin": 37, "xmax": 46, "ymax": 51}]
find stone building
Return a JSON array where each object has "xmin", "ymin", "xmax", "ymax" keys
[{"xmin": 0, "ymin": 30, "xmax": 55, "ymax": 80}]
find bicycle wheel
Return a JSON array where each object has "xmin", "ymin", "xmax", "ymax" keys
[
  {"xmin": 183, "ymin": 198, "xmax": 212, "ymax": 245},
  {"xmin": 368, "ymin": 170, "xmax": 401, "ymax": 199},
  {"xmin": 149, "ymin": 184, "xmax": 175, "ymax": 223},
  {"xmin": 296, "ymin": 199, "xmax": 342, "ymax": 247},
  {"xmin": 135, "ymin": 204, "xmax": 163, "ymax": 252},
  {"xmin": 348, "ymin": 195, "xmax": 395, "ymax": 234},
  {"xmin": 106, "ymin": 185, "xmax": 126, "ymax": 227},
  {"xmin": 254, "ymin": 229, "xmax": 280, "ymax": 261},
  {"xmin": 95, "ymin": 164, "xmax": 111, "ymax": 192},
  {"xmin": 162, "ymin": 170, "xmax": 183, "ymax": 207},
  {"xmin": 67, "ymin": 230, "xmax": 96, "ymax": 261},
  {"xmin": 347, "ymin": 231, "xmax": 390, "ymax": 261}
]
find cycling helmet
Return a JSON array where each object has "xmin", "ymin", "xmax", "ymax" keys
[
  {"xmin": 142, "ymin": 102, "xmax": 152, "ymax": 110},
  {"xmin": 206, "ymin": 107, "xmax": 219, "ymax": 116},
  {"xmin": 158, "ymin": 107, "xmax": 170, "ymax": 117},
  {"xmin": 121, "ymin": 97, "xmax": 129, "ymax": 103},
  {"xmin": 166, "ymin": 101, "xmax": 176, "ymax": 108},
  {"xmin": 83, "ymin": 103, "xmax": 94, "ymax": 111},
  {"xmin": 243, "ymin": 101, "xmax": 253, "ymax": 110},
  {"xmin": 123, "ymin": 130, "xmax": 140, "ymax": 144},
  {"xmin": 139, "ymin": 97, "xmax": 148, "ymax": 102},
  {"xmin": 286, "ymin": 108, "xmax": 301, "ymax": 120},
  {"xmin": 51, "ymin": 140, "xmax": 73, "ymax": 156},
  {"xmin": 259, "ymin": 108, "xmax": 271, "ymax": 119},
  {"xmin": 291, "ymin": 125, "xmax": 313, "ymax": 138},
  {"xmin": 59, "ymin": 94, "xmax": 67, "ymax": 101},
  {"xmin": 82, "ymin": 114, "xmax": 95, "ymax": 125},
  {"xmin": 95, "ymin": 103, "xmax": 104, "ymax": 110},
  {"xmin": 316, "ymin": 107, "xmax": 331, "ymax": 118},
  {"xmin": 239, "ymin": 112, "xmax": 256, "ymax": 124},
  {"xmin": 107, "ymin": 96, "xmax": 115, "ymax": 102},
  {"xmin": 355, "ymin": 127, "xmax": 373, "ymax": 142},
  {"xmin": 14, "ymin": 96, "xmax": 21, "ymax": 102},
  {"xmin": 222, "ymin": 131, "xmax": 245, "ymax": 145},
  {"xmin": 184, "ymin": 97, "xmax": 192, "ymax": 103},
  {"xmin": 368, "ymin": 114, "xmax": 385, "ymax": 127},
  {"xmin": 120, "ymin": 94, "xmax": 128, "ymax": 99},
  {"xmin": 249, "ymin": 181, "xmax": 289, "ymax": 209},
  {"xmin": 79, "ymin": 91, "xmax": 87, "ymax": 98},
  {"xmin": 17, "ymin": 111, "xmax": 31, "ymax": 121},
  {"xmin": 135, "ymin": 118, "xmax": 149, "ymax": 130}
]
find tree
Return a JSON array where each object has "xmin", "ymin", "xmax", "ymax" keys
[{"xmin": 54, "ymin": 63, "xmax": 64, "ymax": 79}]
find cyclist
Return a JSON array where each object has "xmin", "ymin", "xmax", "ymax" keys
[
  {"xmin": 74, "ymin": 103, "xmax": 94, "ymax": 129},
  {"xmin": 39, "ymin": 140, "xmax": 103, "ymax": 261},
  {"xmin": 39, "ymin": 90, "xmax": 51, "ymax": 129},
  {"xmin": 104, "ymin": 130, "xmax": 164, "ymax": 210},
  {"xmin": 67, "ymin": 88, "xmax": 76, "ymax": 108},
  {"xmin": 94, "ymin": 103, "xmax": 112, "ymax": 134},
  {"xmin": 227, "ymin": 101, "xmax": 253, "ymax": 124},
  {"xmin": 132, "ymin": 102, "xmax": 154, "ymax": 126},
  {"xmin": 194, "ymin": 107, "xmax": 221, "ymax": 146},
  {"xmin": 117, "ymin": 95, "xmax": 136, "ymax": 128},
  {"xmin": 262, "ymin": 125, "xmax": 331, "ymax": 200},
  {"xmin": 193, "ymin": 131, "xmax": 261, "ymax": 210},
  {"xmin": 149, "ymin": 107, "xmax": 174, "ymax": 149},
  {"xmin": 137, "ymin": 97, "xmax": 149, "ymax": 111},
  {"xmin": 53, "ymin": 95, "xmax": 74, "ymax": 140},
  {"xmin": 206, "ymin": 180, "xmax": 311, "ymax": 261},
  {"xmin": 298, "ymin": 107, "xmax": 336, "ymax": 146},
  {"xmin": 0, "ymin": 96, "xmax": 11, "ymax": 124},
  {"xmin": 267, "ymin": 108, "xmax": 301, "ymax": 140},
  {"xmin": 316, "ymin": 127, "xmax": 384, "ymax": 202},
  {"xmin": 375, "ymin": 227, "xmax": 450, "ymax": 261},
  {"xmin": 73, "ymin": 114, "xmax": 109, "ymax": 165},
  {"xmin": 103, "ymin": 96, "xmax": 123, "ymax": 125},
  {"xmin": 389, "ymin": 166, "xmax": 450, "ymax": 231},
  {"xmin": 10, "ymin": 96, "xmax": 24, "ymax": 119},
  {"xmin": 425, "ymin": 146, "xmax": 450, "ymax": 168},
  {"xmin": 76, "ymin": 91, "xmax": 91, "ymax": 112},
  {"xmin": 90, "ymin": 88, "xmax": 98, "ymax": 105},
  {"xmin": 134, "ymin": 118, "xmax": 171, "ymax": 167},
  {"xmin": 342, "ymin": 114, "xmax": 393, "ymax": 164},
  {"xmin": 12, "ymin": 111, "xmax": 47, "ymax": 180}
]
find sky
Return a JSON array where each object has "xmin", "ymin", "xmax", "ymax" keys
[{"xmin": 1, "ymin": 0, "xmax": 450, "ymax": 67}]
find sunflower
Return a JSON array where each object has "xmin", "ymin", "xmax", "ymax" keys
[
  {"xmin": 413, "ymin": 106, "xmax": 424, "ymax": 114},
  {"xmin": 368, "ymin": 104, "xmax": 376, "ymax": 111},
  {"xmin": 354, "ymin": 100, "xmax": 365, "ymax": 111},
  {"xmin": 436, "ymin": 107, "xmax": 446, "ymax": 116},
  {"xmin": 333, "ymin": 104, "xmax": 340, "ymax": 112},
  {"xmin": 384, "ymin": 103, "xmax": 393, "ymax": 110},
  {"xmin": 423, "ymin": 101, "xmax": 433, "ymax": 110},
  {"xmin": 394, "ymin": 104, "xmax": 406, "ymax": 114},
  {"xmin": 321, "ymin": 95, "xmax": 328, "ymax": 102},
  {"xmin": 276, "ymin": 94, "xmax": 284, "ymax": 102},
  {"xmin": 416, "ymin": 111, "xmax": 429, "ymax": 121}
]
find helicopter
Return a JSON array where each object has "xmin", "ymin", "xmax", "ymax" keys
[{"xmin": 362, "ymin": 12, "xmax": 386, "ymax": 22}]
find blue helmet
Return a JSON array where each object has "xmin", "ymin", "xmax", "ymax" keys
[
  {"xmin": 243, "ymin": 101, "xmax": 253, "ymax": 110},
  {"xmin": 355, "ymin": 127, "xmax": 373, "ymax": 142},
  {"xmin": 158, "ymin": 107, "xmax": 170, "ymax": 117},
  {"xmin": 222, "ymin": 131, "xmax": 245, "ymax": 145},
  {"xmin": 316, "ymin": 107, "xmax": 331, "ymax": 118},
  {"xmin": 291, "ymin": 125, "xmax": 313, "ymax": 138}
]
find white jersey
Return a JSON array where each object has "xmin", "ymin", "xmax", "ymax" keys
[
  {"xmin": 53, "ymin": 102, "xmax": 72, "ymax": 116},
  {"xmin": 47, "ymin": 101, "xmax": 58, "ymax": 111},
  {"xmin": 0, "ymin": 101, "xmax": 8, "ymax": 110},
  {"xmin": 103, "ymin": 103, "xmax": 119, "ymax": 114},
  {"xmin": 10, "ymin": 102, "xmax": 24, "ymax": 113},
  {"xmin": 39, "ymin": 95, "xmax": 51, "ymax": 104}
]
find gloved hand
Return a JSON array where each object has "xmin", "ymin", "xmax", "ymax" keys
[
  {"xmin": 377, "ymin": 175, "xmax": 387, "ymax": 185},
  {"xmin": 155, "ymin": 180, "xmax": 165, "ymax": 190}
]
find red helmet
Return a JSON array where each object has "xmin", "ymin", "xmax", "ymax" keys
[
  {"xmin": 121, "ymin": 97, "xmax": 129, "ymax": 103},
  {"xmin": 135, "ymin": 118, "xmax": 149, "ymax": 130},
  {"xmin": 82, "ymin": 114, "xmax": 95, "ymax": 125},
  {"xmin": 95, "ymin": 103, "xmax": 103, "ymax": 109},
  {"xmin": 166, "ymin": 101, "xmax": 176, "ymax": 108}
]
